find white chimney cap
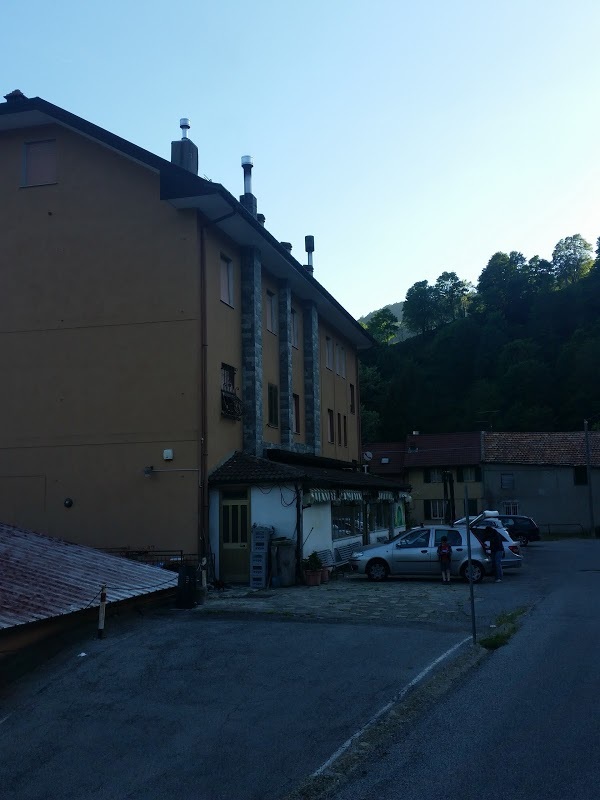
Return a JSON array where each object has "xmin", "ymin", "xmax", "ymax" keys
[{"xmin": 241, "ymin": 155, "xmax": 253, "ymax": 166}]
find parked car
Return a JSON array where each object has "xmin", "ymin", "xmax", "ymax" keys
[
  {"xmin": 349, "ymin": 525, "xmax": 494, "ymax": 583},
  {"xmin": 496, "ymin": 515, "xmax": 541, "ymax": 546},
  {"xmin": 453, "ymin": 511, "xmax": 523, "ymax": 570}
]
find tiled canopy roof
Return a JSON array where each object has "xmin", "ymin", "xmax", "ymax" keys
[
  {"xmin": 208, "ymin": 451, "xmax": 409, "ymax": 492},
  {"xmin": 483, "ymin": 431, "xmax": 600, "ymax": 467},
  {"xmin": 0, "ymin": 524, "xmax": 177, "ymax": 630}
]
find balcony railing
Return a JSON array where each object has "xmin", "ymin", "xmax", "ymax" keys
[{"xmin": 221, "ymin": 389, "xmax": 243, "ymax": 420}]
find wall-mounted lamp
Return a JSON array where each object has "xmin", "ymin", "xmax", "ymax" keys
[{"xmin": 143, "ymin": 466, "xmax": 154, "ymax": 478}]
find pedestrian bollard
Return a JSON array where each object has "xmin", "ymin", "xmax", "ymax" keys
[{"xmin": 97, "ymin": 583, "xmax": 107, "ymax": 638}]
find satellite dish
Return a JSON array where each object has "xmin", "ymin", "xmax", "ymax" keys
[{"xmin": 363, "ymin": 451, "xmax": 373, "ymax": 462}]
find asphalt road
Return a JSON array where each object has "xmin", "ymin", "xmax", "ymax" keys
[
  {"xmin": 331, "ymin": 538, "xmax": 600, "ymax": 800},
  {"xmin": 0, "ymin": 538, "xmax": 576, "ymax": 800}
]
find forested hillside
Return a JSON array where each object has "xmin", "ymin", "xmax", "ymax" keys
[{"xmin": 359, "ymin": 235, "xmax": 600, "ymax": 441}]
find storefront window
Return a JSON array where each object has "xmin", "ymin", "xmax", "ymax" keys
[{"xmin": 331, "ymin": 503, "xmax": 363, "ymax": 540}]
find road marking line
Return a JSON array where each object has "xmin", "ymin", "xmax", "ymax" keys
[{"xmin": 312, "ymin": 635, "xmax": 472, "ymax": 776}]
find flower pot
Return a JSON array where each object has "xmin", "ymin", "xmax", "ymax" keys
[{"xmin": 303, "ymin": 569, "xmax": 322, "ymax": 586}]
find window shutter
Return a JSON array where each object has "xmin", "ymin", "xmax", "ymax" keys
[
  {"xmin": 456, "ymin": 467, "xmax": 464, "ymax": 483},
  {"xmin": 424, "ymin": 468, "xmax": 431, "ymax": 483},
  {"xmin": 474, "ymin": 466, "xmax": 482, "ymax": 482},
  {"xmin": 424, "ymin": 500, "xmax": 431, "ymax": 519}
]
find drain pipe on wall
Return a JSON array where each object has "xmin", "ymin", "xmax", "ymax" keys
[
  {"xmin": 295, "ymin": 482, "xmax": 303, "ymax": 581},
  {"xmin": 197, "ymin": 216, "xmax": 209, "ymax": 562}
]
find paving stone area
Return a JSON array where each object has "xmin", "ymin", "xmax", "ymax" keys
[{"xmin": 196, "ymin": 572, "xmax": 508, "ymax": 630}]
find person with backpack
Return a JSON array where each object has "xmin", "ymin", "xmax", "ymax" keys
[
  {"xmin": 483, "ymin": 525, "xmax": 504, "ymax": 582},
  {"xmin": 437, "ymin": 535, "xmax": 453, "ymax": 584}
]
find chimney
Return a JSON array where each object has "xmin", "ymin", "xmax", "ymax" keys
[
  {"xmin": 281, "ymin": 242, "xmax": 292, "ymax": 253},
  {"xmin": 171, "ymin": 118, "xmax": 198, "ymax": 175},
  {"xmin": 239, "ymin": 155, "xmax": 257, "ymax": 217},
  {"xmin": 3, "ymin": 89, "xmax": 27, "ymax": 102},
  {"xmin": 305, "ymin": 235, "xmax": 314, "ymax": 274},
  {"xmin": 257, "ymin": 213, "xmax": 266, "ymax": 226}
]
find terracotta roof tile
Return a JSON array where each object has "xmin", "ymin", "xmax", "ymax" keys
[{"xmin": 483, "ymin": 431, "xmax": 600, "ymax": 466}]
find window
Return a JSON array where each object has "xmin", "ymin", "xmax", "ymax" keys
[
  {"xmin": 574, "ymin": 466, "xmax": 588, "ymax": 485},
  {"xmin": 500, "ymin": 473, "xmax": 515, "ymax": 490},
  {"xmin": 221, "ymin": 363, "xmax": 235, "ymax": 393},
  {"xmin": 221, "ymin": 364, "xmax": 242, "ymax": 420},
  {"xmin": 368, "ymin": 502, "xmax": 391, "ymax": 533},
  {"xmin": 291, "ymin": 308, "xmax": 299, "ymax": 348},
  {"xmin": 339, "ymin": 346, "xmax": 346, "ymax": 378},
  {"xmin": 325, "ymin": 336, "xmax": 333, "ymax": 370},
  {"xmin": 332, "ymin": 503, "xmax": 363, "ymax": 540},
  {"xmin": 220, "ymin": 256, "xmax": 234, "ymax": 306},
  {"xmin": 503, "ymin": 501, "xmax": 519, "ymax": 515},
  {"xmin": 424, "ymin": 468, "xmax": 443, "ymax": 483},
  {"xmin": 434, "ymin": 529, "xmax": 463, "ymax": 546},
  {"xmin": 327, "ymin": 409, "xmax": 334, "ymax": 442},
  {"xmin": 337, "ymin": 412, "xmax": 342, "ymax": 445},
  {"xmin": 23, "ymin": 140, "xmax": 56, "ymax": 186},
  {"xmin": 423, "ymin": 499, "xmax": 446, "ymax": 519},
  {"xmin": 457, "ymin": 466, "xmax": 480, "ymax": 482},
  {"xmin": 267, "ymin": 384, "xmax": 279, "ymax": 426},
  {"xmin": 349, "ymin": 384, "xmax": 355, "ymax": 414},
  {"xmin": 343, "ymin": 415, "xmax": 347, "ymax": 447},
  {"xmin": 292, "ymin": 393, "xmax": 300, "ymax": 434},
  {"xmin": 266, "ymin": 290, "xmax": 277, "ymax": 333}
]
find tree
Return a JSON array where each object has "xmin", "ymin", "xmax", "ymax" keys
[
  {"xmin": 552, "ymin": 234, "xmax": 593, "ymax": 287},
  {"xmin": 476, "ymin": 251, "xmax": 530, "ymax": 322},
  {"xmin": 434, "ymin": 271, "xmax": 472, "ymax": 322},
  {"xmin": 402, "ymin": 280, "xmax": 439, "ymax": 335},
  {"xmin": 524, "ymin": 255, "xmax": 555, "ymax": 293},
  {"xmin": 366, "ymin": 307, "xmax": 400, "ymax": 344}
]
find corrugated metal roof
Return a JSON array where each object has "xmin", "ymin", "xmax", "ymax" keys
[{"xmin": 0, "ymin": 523, "xmax": 178, "ymax": 630}]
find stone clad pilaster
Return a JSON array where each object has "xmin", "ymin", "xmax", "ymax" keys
[
  {"xmin": 241, "ymin": 247, "xmax": 263, "ymax": 455},
  {"xmin": 303, "ymin": 302, "xmax": 321, "ymax": 455}
]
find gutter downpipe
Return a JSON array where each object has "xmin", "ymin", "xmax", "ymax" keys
[
  {"xmin": 356, "ymin": 351, "xmax": 368, "ymax": 547},
  {"xmin": 296, "ymin": 482, "xmax": 303, "ymax": 582},
  {"xmin": 197, "ymin": 215, "xmax": 209, "ymax": 562}
]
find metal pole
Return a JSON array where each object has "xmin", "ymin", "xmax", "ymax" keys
[
  {"xmin": 464, "ymin": 488, "xmax": 476, "ymax": 645},
  {"xmin": 97, "ymin": 583, "xmax": 107, "ymax": 639},
  {"xmin": 584, "ymin": 420, "xmax": 596, "ymax": 537}
]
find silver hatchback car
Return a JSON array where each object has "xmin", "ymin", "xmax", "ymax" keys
[{"xmin": 349, "ymin": 525, "xmax": 493, "ymax": 582}]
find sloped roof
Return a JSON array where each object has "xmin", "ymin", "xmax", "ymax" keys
[
  {"xmin": 208, "ymin": 451, "xmax": 409, "ymax": 493},
  {"xmin": 483, "ymin": 431, "xmax": 600, "ymax": 467},
  {"xmin": 402, "ymin": 432, "xmax": 482, "ymax": 468},
  {"xmin": 362, "ymin": 442, "xmax": 407, "ymax": 475},
  {"xmin": 0, "ymin": 523, "xmax": 177, "ymax": 630}
]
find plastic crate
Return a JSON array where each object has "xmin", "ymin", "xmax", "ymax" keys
[
  {"xmin": 251, "ymin": 553, "xmax": 268, "ymax": 568},
  {"xmin": 250, "ymin": 575, "xmax": 266, "ymax": 589},
  {"xmin": 251, "ymin": 538, "xmax": 270, "ymax": 553}
]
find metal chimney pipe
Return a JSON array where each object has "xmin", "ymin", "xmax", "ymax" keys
[
  {"xmin": 305, "ymin": 235, "xmax": 314, "ymax": 272},
  {"xmin": 180, "ymin": 118, "xmax": 190, "ymax": 139},
  {"xmin": 241, "ymin": 155, "xmax": 253, "ymax": 194}
]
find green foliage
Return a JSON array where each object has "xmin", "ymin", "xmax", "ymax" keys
[
  {"xmin": 366, "ymin": 307, "xmax": 400, "ymax": 344},
  {"xmin": 403, "ymin": 280, "xmax": 439, "ymax": 335},
  {"xmin": 302, "ymin": 551, "xmax": 323, "ymax": 571},
  {"xmin": 552, "ymin": 234, "xmax": 593, "ymax": 287}
]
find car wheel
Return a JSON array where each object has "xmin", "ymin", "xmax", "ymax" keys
[
  {"xmin": 461, "ymin": 561, "xmax": 484, "ymax": 583},
  {"xmin": 518, "ymin": 534, "xmax": 528, "ymax": 547},
  {"xmin": 366, "ymin": 559, "xmax": 389, "ymax": 581}
]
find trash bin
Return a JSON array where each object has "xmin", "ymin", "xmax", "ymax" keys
[
  {"xmin": 271, "ymin": 538, "xmax": 296, "ymax": 587},
  {"xmin": 176, "ymin": 564, "xmax": 197, "ymax": 608}
]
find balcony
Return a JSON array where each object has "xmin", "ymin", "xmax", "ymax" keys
[{"xmin": 221, "ymin": 390, "xmax": 243, "ymax": 421}]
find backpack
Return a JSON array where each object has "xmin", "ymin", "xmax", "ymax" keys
[{"xmin": 438, "ymin": 542, "xmax": 452, "ymax": 558}]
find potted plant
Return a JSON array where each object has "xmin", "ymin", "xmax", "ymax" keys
[{"xmin": 302, "ymin": 551, "xmax": 323, "ymax": 586}]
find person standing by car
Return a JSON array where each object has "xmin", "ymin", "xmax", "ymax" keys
[
  {"xmin": 483, "ymin": 525, "xmax": 504, "ymax": 582},
  {"xmin": 437, "ymin": 535, "xmax": 453, "ymax": 584}
]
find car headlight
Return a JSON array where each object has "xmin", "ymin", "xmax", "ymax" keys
[{"xmin": 351, "ymin": 551, "xmax": 363, "ymax": 558}]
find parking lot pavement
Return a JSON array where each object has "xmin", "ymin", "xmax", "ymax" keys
[{"xmin": 198, "ymin": 567, "xmax": 539, "ymax": 631}]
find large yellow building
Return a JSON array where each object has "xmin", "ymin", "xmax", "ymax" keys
[{"xmin": 0, "ymin": 90, "xmax": 405, "ymax": 582}]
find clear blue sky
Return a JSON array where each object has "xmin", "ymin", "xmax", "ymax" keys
[{"xmin": 4, "ymin": 0, "xmax": 599, "ymax": 319}]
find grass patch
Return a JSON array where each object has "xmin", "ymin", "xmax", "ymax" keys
[{"xmin": 479, "ymin": 606, "xmax": 528, "ymax": 650}]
